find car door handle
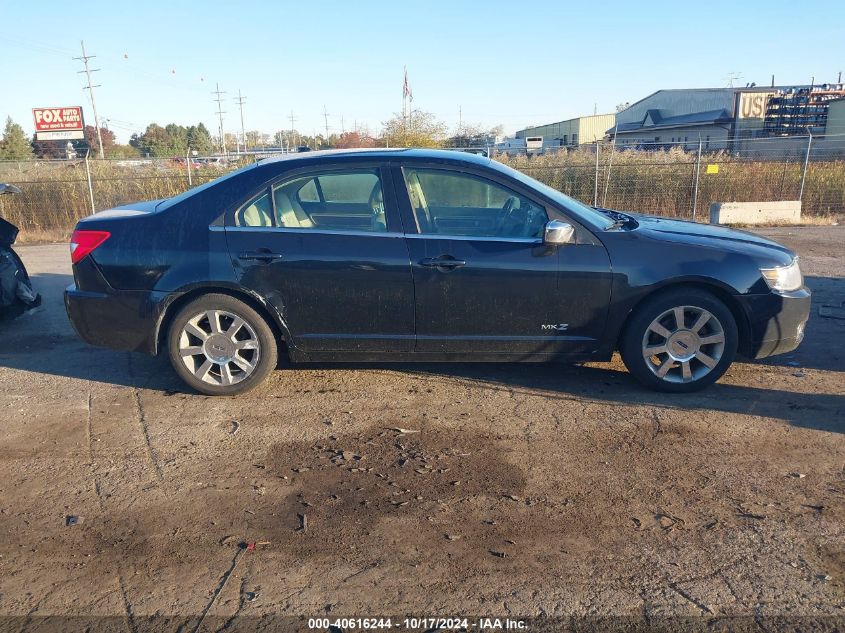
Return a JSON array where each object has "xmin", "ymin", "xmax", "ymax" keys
[
  {"xmin": 238, "ymin": 250, "xmax": 283, "ymax": 262},
  {"xmin": 420, "ymin": 256, "xmax": 466, "ymax": 269}
]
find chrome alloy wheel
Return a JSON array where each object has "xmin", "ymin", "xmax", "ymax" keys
[
  {"xmin": 641, "ymin": 305, "xmax": 726, "ymax": 384},
  {"xmin": 177, "ymin": 309, "xmax": 260, "ymax": 386}
]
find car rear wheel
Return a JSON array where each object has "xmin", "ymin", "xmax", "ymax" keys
[
  {"xmin": 167, "ymin": 294, "xmax": 277, "ymax": 396},
  {"xmin": 620, "ymin": 288, "xmax": 738, "ymax": 393}
]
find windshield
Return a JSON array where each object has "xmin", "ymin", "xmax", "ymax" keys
[{"xmin": 491, "ymin": 161, "xmax": 615, "ymax": 230}]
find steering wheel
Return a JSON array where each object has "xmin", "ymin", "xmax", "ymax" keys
[{"xmin": 496, "ymin": 196, "xmax": 520, "ymax": 235}]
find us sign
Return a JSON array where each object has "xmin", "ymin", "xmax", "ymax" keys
[
  {"xmin": 32, "ymin": 106, "xmax": 85, "ymax": 140},
  {"xmin": 737, "ymin": 92, "xmax": 776, "ymax": 119}
]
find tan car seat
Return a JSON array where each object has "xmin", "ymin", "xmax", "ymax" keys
[
  {"xmin": 238, "ymin": 195, "xmax": 273, "ymax": 227},
  {"xmin": 274, "ymin": 190, "xmax": 314, "ymax": 228}
]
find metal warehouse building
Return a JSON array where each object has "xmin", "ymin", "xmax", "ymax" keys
[
  {"xmin": 515, "ymin": 113, "xmax": 616, "ymax": 149},
  {"xmin": 609, "ymin": 84, "xmax": 845, "ymax": 151}
]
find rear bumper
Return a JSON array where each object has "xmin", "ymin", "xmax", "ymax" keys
[
  {"xmin": 64, "ymin": 285, "xmax": 166, "ymax": 355},
  {"xmin": 738, "ymin": 287, "xmax": 811, "ymax": 359}
]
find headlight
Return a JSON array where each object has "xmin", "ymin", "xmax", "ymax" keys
[{"xmin": 761, "ymin": 258, "xmax": 803, "ymax": 292}]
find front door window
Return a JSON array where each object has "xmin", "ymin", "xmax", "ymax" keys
[{"xmin": 403, "ymin": 168, "xmax": 547, "ymax": 239}]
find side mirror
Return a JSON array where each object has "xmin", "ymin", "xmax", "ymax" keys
[
  {"xmin": 0, "ymin": 184, "xmax": 22, "ymax": 195},
  {"xmin": 544, "ymin": 220, "xmax": 575, "ymax": 245}
]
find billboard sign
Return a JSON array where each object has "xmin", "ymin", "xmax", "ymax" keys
[{"xmin": 33, "ymin": 106, "xmax": 85, "ymax": 140}]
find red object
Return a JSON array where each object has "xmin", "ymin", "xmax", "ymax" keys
[
  {"xmin": 70, "ymin": 230, "xmax": 110, "ymax": 264},
  {"xmin": 32, "ymin": 107, "xmax": 84, "ymax": 132},
  {"xmin": 246, "ymin": 542, "xmax": 256, "ymax": 551}
]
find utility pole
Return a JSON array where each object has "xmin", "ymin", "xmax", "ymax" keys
[
  {"xmin": 322, "ymin": 105, "xmax": 330, "ymax": 146},
  {"xmin": 211, "ymin": 83, "xmax": 226, "ymax": 155},
  {"xmin": 289, "ymin": 110, "xmax": 297, "ymax": 147},
  {"xmin": 74, "ymin": 41, "xmax": 104, "ymax": 159},
  {"xmin": 236, "ymin": 90, "xmax": 247, "ymax": 154},
  {"xmin": 692, "ymin": 136, "xmax": 703, "ymax": 219},
  {"xmin": 799, "ymin": 129, "xmax": 813, "ymax": 203}
]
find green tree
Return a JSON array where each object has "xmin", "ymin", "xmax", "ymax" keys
[
  {"xmin": 187, "ymin": 123, "xmax": 213, "ymax": 155},
  {"xmin": 105, "ymin": 144, "xmax": 141, "ymax": 159},
  {"xmin": 165, "ymin": 123, "xmax": 189, "ymax": 155},
  {"xmin": 381, "ymin": 110, "xmax": 447, "ymax": 148},
  {"xmin": 0, "ymin": 117, "xmax": 33, "ymax": 159},
  {"xmin": 133, "ymin": 123, "xmax": 171, "ymax": 156}
]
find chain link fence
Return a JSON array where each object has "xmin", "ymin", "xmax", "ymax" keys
[
  {"xmin": 0, "ymin": 138, "xmax": 843, "ymax": 242},
  {"xmin": 0, "ymin": 155, "xmax": 248, "ymax": 240},
  {"xmin": 494, "ymin": 134, "xmax": 845, "ymax": 220}
]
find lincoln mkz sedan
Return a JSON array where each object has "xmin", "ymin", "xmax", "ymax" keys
[{"xmin": 65, "ymin": 149, "xmax": 810, "ymax": 395}]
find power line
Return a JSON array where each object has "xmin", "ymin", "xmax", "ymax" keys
[
  {"xmin": 235, "ymin": 90, "xmax": 247, "ymax": 152},
  {"xmin": 322, "ymin": 105, "xmax": 330, "ymax": 143},
  {"xmin": 73, "ymin": 40, "xmax": 104, "ymax": 159},
  {"xmin": 211, "ymin": 83, "xmax": 226, "ymax": 155}
]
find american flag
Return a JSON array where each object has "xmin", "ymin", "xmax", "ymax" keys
[{"xmin": 403, "ymin": 67, "xmax": 413, "ymax": 102}]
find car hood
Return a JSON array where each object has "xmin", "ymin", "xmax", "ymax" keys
[{"xmin": 626, "ymin": 213, "xmax": 795, "ymax": 262}]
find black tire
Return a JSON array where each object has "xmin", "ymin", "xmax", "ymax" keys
[
  {"xmin": 167, "ymin": 293, "xmax": 278, "ymax": 396},
  {"xmin": 620, "ymin": 288, "xmax": 738, "ymax": 393}
]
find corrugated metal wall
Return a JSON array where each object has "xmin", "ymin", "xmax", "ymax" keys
[
  {"xmin": 517, "ymin": 114, "xmax": 616, "ymax": 145},
  {"xmin": 578, "ymin": 114, "xmax": 616, "ymax": 143}
]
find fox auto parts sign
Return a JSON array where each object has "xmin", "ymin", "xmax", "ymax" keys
[{"xmin": 33, "ymin": 107, "xmax": 85, "ymax": 140}]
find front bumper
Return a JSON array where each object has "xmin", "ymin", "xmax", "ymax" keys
[
  {"xmin": 737, "ymin": 287, "xmax": 811, "ymax": 359},
  {"xmin": 64, "ymin": 285, "xmax": 167, "ymax": 355}
]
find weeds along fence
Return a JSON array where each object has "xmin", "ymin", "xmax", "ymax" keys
[
  {"xmin": 0, "ymin": 156, "xmax": 237, "ymax": 241},
  {"xmin": 1, "ymin": 141, "xmax": 844, "ymax": 242},
  {"xmin": 495, "ymin": 137, "xmax": 845, "ymax": 220}
]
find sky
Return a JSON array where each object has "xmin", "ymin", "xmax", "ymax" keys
[{"xmin": 2, "ymin": 0, "xmax": 844, "ymax": 144}]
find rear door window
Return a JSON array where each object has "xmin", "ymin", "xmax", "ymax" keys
[{"xmin": 274, "ymin": 170, "xmax": 386, "ymax": 232}]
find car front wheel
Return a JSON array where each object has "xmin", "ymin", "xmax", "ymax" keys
[
  {"xmin": 620, "ymin": 288, "xmax": 738, "ymax": 392},
  {"xmin": 167, "ymin": 294, "xmax": 278, "ymax": 395}
]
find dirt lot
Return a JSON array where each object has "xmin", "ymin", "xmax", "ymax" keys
[{"xmin": 0, "ymin": 226, "xmax": 843, "ymax": 631}]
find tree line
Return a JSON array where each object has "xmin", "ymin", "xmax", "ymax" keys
[{"xmin": 0, "ymin": 111, "xmax": 504, "ymax": 160}]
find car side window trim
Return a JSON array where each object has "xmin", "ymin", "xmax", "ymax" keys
[
  {"xmin": 221, "ymin": 226, "xmax": 405, "ymax": 238},
  {"xmin": 404, "ymin": 233, "xmax": 542, "ymax": 244}
]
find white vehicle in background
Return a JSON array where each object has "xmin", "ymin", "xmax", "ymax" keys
[
  {"xmin": 525, "ymin": 136, "xmax": 543, "ymax": 154},
  {"xmin": 494, "ymin": 137, "xmax": 526, "ymax": 156}
]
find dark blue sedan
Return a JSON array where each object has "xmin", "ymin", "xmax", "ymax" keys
[{"xmin": 65, "ymin": 149, "xmax": 810, "ymax": 395}]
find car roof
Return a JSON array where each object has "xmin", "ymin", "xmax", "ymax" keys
[{"xmin": 256, "ymin": 147, "xmax": 492, "ymax": 168}]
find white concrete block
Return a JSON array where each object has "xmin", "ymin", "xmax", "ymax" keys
[{"xmin": 709, "ymin": 201, "xmax": 801, "ymax": 225}]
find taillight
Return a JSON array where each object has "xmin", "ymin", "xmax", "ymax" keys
[{"xmin": 70, "ymin": 230, "xmax": 110, "ymax": 264}]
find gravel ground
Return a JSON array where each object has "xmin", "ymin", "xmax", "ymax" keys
[{"xmin": 0, "ymin": 227, "xmax": 842, "ymax": 631}]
